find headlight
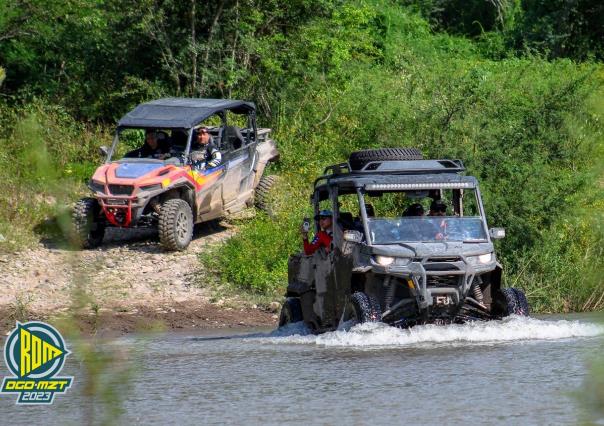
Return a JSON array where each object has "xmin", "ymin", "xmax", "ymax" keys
[
  {"xmin": 88, "ymin": 180, "xmax": 105, "ymax": 193},
  {"xmin": 468, "ymin": 253, "xmax": 493, "ymax": 265},
  {"xmin": 140, "ymin": 184, "xmax": 162, "ymax": 192},
  {"xmin": 478, "ymin": 253, "xmax": 493, "ymax": 264},
  {"xmin": 375, "ymin": 255, "xmax": 395, "ymax": 266}
]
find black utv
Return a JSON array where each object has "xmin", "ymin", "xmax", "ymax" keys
[{"xmin": 280, "ymin": 148, "xmax": 529, "ymax": 332}]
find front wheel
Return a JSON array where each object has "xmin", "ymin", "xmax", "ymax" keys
[
  {"xmin": 72, "ymin": 197, "xmax": 105, "ymax": 249},
  {"xmin": 501, "ymin": 288, "xmax": 530, "ymax": 316},
  {"xmin": 158, "ymin": 199, "xmax": 194, "ymax": 251},
  {"xmin": 343, "ymin": 292, "xmax": 382, "ymax": 325},
  {"xmin": 278, "ymin": 298, "xmax": 303, "ymax": 326}
]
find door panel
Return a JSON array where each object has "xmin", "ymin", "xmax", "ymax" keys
[{"xmin": 221, "ymin": 148, "xmax": 248, "ymax": 203}]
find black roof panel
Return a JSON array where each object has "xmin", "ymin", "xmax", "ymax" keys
[{"xmin": 117, "ymin": 98, "xmax": 255, "ymax": 129}]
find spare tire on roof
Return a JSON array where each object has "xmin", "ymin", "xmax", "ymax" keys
[{"xmin": 349, "ymin": 148, "xmax": 423, "ymax": 171}]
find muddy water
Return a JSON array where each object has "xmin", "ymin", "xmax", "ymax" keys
[{"xmin": 1, "ymin": 314, "xmax": 603, "ymax": 425}]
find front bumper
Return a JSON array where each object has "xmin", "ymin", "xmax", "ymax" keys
[
  {"xmin": 371, "ymin": 256, "xmax": 495, "ymax": 310},
  {"xmin": 97, "ymin": 195, "xmax": 141, "ymax": 227}
]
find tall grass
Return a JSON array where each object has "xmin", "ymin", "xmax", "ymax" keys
[{"xmin": 0, "ymin": 102, "xmax": 111, "ymax": 251}]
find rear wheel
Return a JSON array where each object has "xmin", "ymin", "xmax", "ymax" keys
[
  {"xmin": 278, "ymin": 298, "xmax": 303, "ymax": 326},
  {"xmin": 72, "ymin": 197, "xmax": 105, "ymax": 249},
  {"xmin": 254, "ymin": 174, "xmax": 279, "ymax": 215},
  {"xmin": 501, "ymin": 288, "xmax": 530, "ymax": 316},
  {"xmin": 343, "ymin": 292, "xmax": 382, "ymax": 324},
  {"xmin": 349, "ymin": 148, "xmax": 423, "ymax": 171},
  {"xmin": 158, "ymin": 199, "xmax": 193, "ymax": 251}
]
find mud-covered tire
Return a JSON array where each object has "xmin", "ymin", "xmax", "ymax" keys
[
  {"xmin": 158, "ymin": 199, "xmax": 193, "ymax": 251},
  {"xmin": 278, "ymin": 298, "xmax": 303, "ymax": 326},
  {"xmin": 72, "ymin": 197, "xmax": 105, "ymax": 249},
  {"xmin": 501, "ymin": 288, "xmax": 530, "ymax": 316},
  {"xmin": 349, "ymin": 148, "xmax": 423, "ymax": 171},
  {"xmin": 512, "ymin": 288, "xmax": 530, "ymax": 316},
  {"xmin": 254, "ymin": 175, "xmax": 279, "ymax": 214},
  {"xmin": 344, "ymin": 292, "xmax": 382, "ymax": 324}
]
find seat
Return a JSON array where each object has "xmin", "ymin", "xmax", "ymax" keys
[
  {"xmin": 170, "ymin": 130, "xmax": 188, "ymax": 151},
  {"xmin": 338, "ymin": 212, "xmax": 354, "ymax": 231},
  {"xmin": 221, "ymin": 126, "xmax": 245, "ymax": 151}
]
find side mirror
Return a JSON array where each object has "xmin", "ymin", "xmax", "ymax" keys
[
  {"xmin": 343, "ymin": 230, "xmax": 363, "ymax": 243},
  {"xmin": 489, "ymin": 228, "xmax": 505, "ymax": 240},
  {"xmin": 98, "ymin": 145, "xmax": 109, "ymax": 157}
]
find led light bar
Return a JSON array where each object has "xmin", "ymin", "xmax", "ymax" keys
[{"xmin": 366, "ymin": 182, "xmax": 474, "ymax": 190}]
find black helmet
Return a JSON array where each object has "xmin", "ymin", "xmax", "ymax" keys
[
  {"xmin": 405, "ymin": 203, "xmax": 425, "ymax": 216},
  {"xmin": 430, "ymin": 199, "xmax": 447, "ymax": 213}
]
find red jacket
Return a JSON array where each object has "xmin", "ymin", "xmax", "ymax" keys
[{"xmin": 303, "ymin": 230, "xmax": 332, "ymax": 255}]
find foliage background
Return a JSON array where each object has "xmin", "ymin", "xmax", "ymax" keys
[{"xmin": 0, "ymin": 0, "xmax": 602, "ymax": 312}]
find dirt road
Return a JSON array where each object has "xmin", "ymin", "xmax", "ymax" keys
[{"xmin": 0, "ymin": 222, "xmax": 276, "ymax": 335}]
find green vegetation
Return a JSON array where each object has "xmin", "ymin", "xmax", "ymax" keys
[
  {"xmin": 0, "ymin": 102, "xmax": 111, "ymax": 249},
  {"xmin": 0, "ymin": 0, "xmax": 602, "ymax": 312}
]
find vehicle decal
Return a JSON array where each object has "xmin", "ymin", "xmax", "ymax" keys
[{"xmin": 187, "ymin": 167, "xmax": 225, "ymax": 190}]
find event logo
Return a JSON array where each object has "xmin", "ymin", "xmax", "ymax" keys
[{"xmin": 1, "ymin": 321, "xmax": 73, "ymax": 404}]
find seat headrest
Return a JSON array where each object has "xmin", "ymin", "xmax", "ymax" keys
[{"xmin": 222, "ymin": 126, "xmax": 245, "ymax": 150}]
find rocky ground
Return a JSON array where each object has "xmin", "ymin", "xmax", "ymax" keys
[{"xmin": 0, "ymin": 221, "xmax": 277, "ymax": 336}]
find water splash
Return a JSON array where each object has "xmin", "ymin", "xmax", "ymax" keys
[{"xmin": 261, "ymin": 316, "xmax": 604, "ymax": 348}]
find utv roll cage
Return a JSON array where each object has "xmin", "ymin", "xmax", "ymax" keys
[
  {"xmin": 105, "ymin": 98, "xmax": 258, "ymax": 164},
  {"xmin": 310, "ymin": 159, "xmax": 490, "ymax": 248}
]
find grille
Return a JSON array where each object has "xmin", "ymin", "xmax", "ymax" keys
[
  {"xmin": 423, "ymin": 257, "xmax": 462, "ymax": 272},
  {"xmin": 426, "ymin": 257, "xmax": 462, "ymax": 263},
  {"xmin": 108, "ymin": 184, "xmax": 133, "ymax": 196},
  {"xmin": 427, "ymin": 275, "xmax": 460, "ymax": 287}
]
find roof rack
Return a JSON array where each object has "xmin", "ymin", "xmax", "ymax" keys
[
  {"xmin": 314, "ymin": 159, "xmax": 466, "ymax": 188},
  {"xmin": 322, "ymin": 162, "xmax": 350, "ymax": 175}
]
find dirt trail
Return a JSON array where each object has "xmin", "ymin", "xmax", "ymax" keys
[{"xmin": 0, "ymin": 222, "xmax": 276, "ymax": 335}]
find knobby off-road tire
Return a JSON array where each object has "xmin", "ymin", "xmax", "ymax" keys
[
  {"xmin": 344, "ymin": 292, "xmax": 382, "ymax": 324},
  {"xmin": 501, "ymin": 288, "xmax": 530, "ymax": 316},
  {"xmin": 512, "ymin": 288, "xmax": 530, "ymax": 316},
  {"xmin": 349, "ymin": 148, "xmax": 423, "ymax": 171},
  {"xmin": 158, "ymin": 199, "xmax": 194, "ymax": 251},
  {"xmin": 72, "ymin": 197, "xmax": 105, "ymax": 249},
  {"xmin": 279, "ymin": 298, "xmax": 303, "ymax": 326},
  {"xmin": 254, "ymin": 175, "xmax": 279, "ymax": 215}
]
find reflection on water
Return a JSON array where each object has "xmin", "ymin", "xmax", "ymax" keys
[{"xmin": 0, "ymin": 315, "xmax": 602, "ymax": 425}]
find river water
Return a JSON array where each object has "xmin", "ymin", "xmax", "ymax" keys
[{"xmin": 1, "ymin": 314, "xmax": 603, "ymax": 425}]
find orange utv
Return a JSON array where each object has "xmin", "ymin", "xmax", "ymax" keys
[{"xmin": 73, "ymin": 98, "xmax": 279, "ymax": 250}]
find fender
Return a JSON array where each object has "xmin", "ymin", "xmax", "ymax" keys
[{"xmin": 252, "ymin": 139, "xmax": 279, "ymax": 187}]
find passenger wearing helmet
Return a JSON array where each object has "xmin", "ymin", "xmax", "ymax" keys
[
  {"xmin": 301, "ymin": 209, "xmax": 333, "ymax": 255},
  {"xmin": 404, "ymin": 203, "xmax": 425, "ymax": 217},
  {"xmin": 429, "ymin": 199, "xmax": 447, "ymax": 217}
]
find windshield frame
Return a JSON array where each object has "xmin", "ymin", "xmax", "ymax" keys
[
  {"xmin": 355, "ymin": 186, "xmax": 490, "ymax": 246},
  {"xmin": 106, "ymin": 127, "xmax": 194, "ymax": 163}
]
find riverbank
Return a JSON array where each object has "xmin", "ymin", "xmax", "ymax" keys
[
  {"xmin": 0, "ymin": 222, "xmax": 278, "ymax": 337},
  {"xmin": 0, "ymin": 302, "xmax": 277, "ymax": 337}
]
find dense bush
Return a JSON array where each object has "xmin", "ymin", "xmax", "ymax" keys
[
  {"xmin": 401, "ymin": 0, "xmax": 604, "ymax": 61},
  {"xmin": 0, "ymin": 102, "xmax": 111, "ymax": 248}
]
